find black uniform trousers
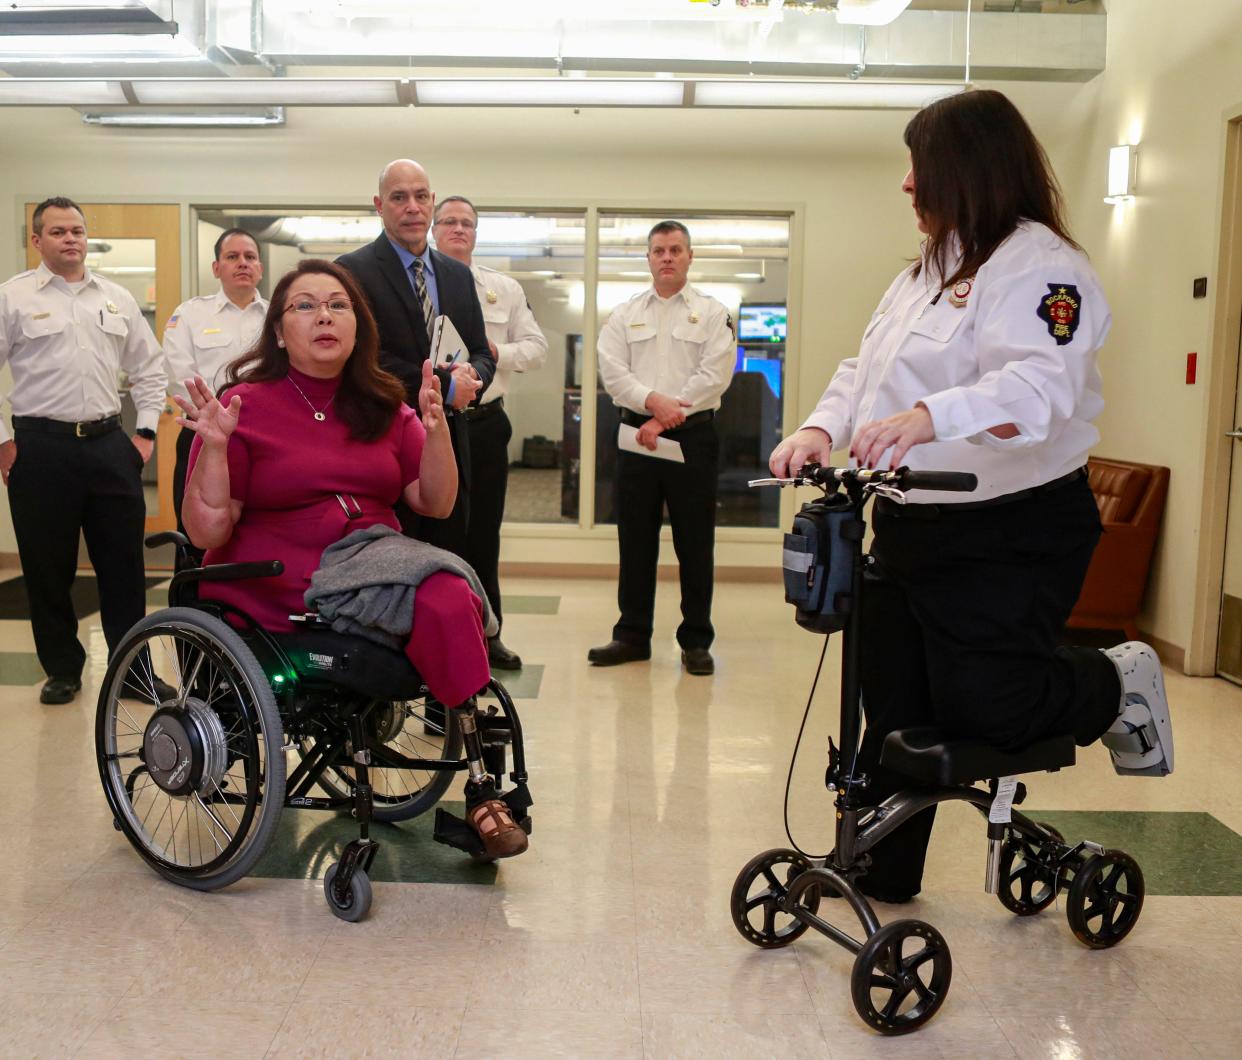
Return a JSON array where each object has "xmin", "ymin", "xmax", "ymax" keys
[
  {"xmin": 172, "ymin": 425, "xmax": 206, "ymax": 569},
  {"xmin": 613, "ymin": 413, "xmax": 718, "ymax": 651},
  {"xmin": 855, "ymin": 474, "xmax": 1122, "ymax": 896},
  {"xmin": 7, "ymin": 426, "xmax": 147, "ymax": 681},
  {"xmin": 464, "ymin": 400, "xmax": 512, "ymax": 627}
]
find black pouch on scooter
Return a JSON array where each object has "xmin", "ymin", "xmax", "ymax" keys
[{"xmin": 782, "ymin": 493, "xmax": 858, "ymax": 634}]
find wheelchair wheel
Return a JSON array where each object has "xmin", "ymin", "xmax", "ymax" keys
[
  {"xmin": 96, "ymin": 608, "xmax": 286, "ymax": 891},
  {"xmin": 1066, "ymin": 850, "xmax": 1144, "ymax": 949},
  {"xmin": 300, "ymin": 693, "xmax": 463, "ymax": 822},
  {"xmin": 324, "ymin": 862, "xmax": 372, "ymax": 922},
  {"xmin": 997, "ymin": 821, "xmax": 1065, "ymax": 917},
  {"xmin": 850, "ymin": 919, "xmax": 952, "ymax": 1035},
  {"xmin": 730, "ymin": 848, "xmax": 822, "ymax": 948}
]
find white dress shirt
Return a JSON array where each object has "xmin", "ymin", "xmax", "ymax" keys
[
  {"xmin": 0, "ymin": 262, "xmax": 167, "ymax": 445},
  {"xmin": 471, "ymin": 264, "xmax": 547, "ymax": 403},
  {"xmin": 597, "ymin": 284, "xmax": 736, "ymax": 416},
  {"xmin": 163, "ymin": 287, "xmax": 268, "ymax": 401},
  {"xmin": 802, "ymin": 221, "xmax": 1111, "ymax": 503}
]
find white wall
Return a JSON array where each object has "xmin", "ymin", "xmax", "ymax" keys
[{"xmin": 1023, "ymin": 0, "xmax": 1242, "ymax": 654}]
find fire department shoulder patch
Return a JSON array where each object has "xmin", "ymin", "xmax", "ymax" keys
[{"xmin": 1036, "ymin": 284, "xmax": 1082, "ymax": 346}]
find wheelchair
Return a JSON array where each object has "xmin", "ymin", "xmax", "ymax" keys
[
  {"xmin": 95, "ymin": 532, "xmax": 532, "ymax": 922},
  {"xmin": 730, "ymin": 465, "xmax": 1146, "ymax": 1035}
]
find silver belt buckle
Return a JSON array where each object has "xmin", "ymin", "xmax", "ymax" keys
[{"xmin": 75, "ymin": 421, "xmax": 87, "ymax": 438}]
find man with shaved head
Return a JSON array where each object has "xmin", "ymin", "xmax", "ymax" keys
[{"xmin": 337, "ymin": 159, "xmax": 495, "ymax": 552}]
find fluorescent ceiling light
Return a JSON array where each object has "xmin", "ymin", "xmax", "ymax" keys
[
  {"xmin": 414, "ymin": 78, "xmax": 683, "ymax": 107},
  {"xmin": 131, "ymin": 79, "xmax": 400, "ymax": 106},
  {"xmin": 0, "ymin": 78, "xmax": 126, "ymax": 104},
  {"xmin": 835, "ymin": 0, "xmax": 914, "ymax": 27},
  {"xmin": 0, "ymin": 35, "xmax": 196, "ymax": 59},
  {"xmin": 81, "ymin": 108, "xmax": 286, "ymax": 127},
  {"xmin": 694, "ymin": 80, "xmax": 963, "ymax": 109}
]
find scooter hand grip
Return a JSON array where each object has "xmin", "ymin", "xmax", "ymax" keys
[{"xmin": 900, "ymin": 470, "xmax": 978, "ymax": 493}]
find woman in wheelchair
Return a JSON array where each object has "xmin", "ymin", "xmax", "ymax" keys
[
  {"xmin": 175, "ymin": 258, "xmax": 527, "ymax": 860},
  {"xmin": 769, "ymin": 89, "xmax": 1172, "ymax": 904}
]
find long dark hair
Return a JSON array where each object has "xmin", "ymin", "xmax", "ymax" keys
[
  {"xmin": 226, "ymin": 259, "xmax": 406, "ymax": 442},
  {"xmin": 905, "ymin": 89, "xmax": 1080, "ymax": 288}
]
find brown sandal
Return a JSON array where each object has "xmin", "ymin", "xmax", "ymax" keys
[{"xmin": 467, "ymin": 798, "xmax": 529, "ymax": 859}]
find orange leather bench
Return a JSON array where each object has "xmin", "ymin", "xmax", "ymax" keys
[{"xmin": 1068, "ymin": 457, "xmax": 1170, "ymax": 640}]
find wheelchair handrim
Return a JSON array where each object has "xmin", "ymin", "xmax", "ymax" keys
[{"xmin": 97, "ymin": 620, "xmax": 277, "ymax": 877}]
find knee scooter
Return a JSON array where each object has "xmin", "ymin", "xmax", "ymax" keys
[{"xmin": 731, "ymin": 464, "xmax": 1146, "ymax": 1035}]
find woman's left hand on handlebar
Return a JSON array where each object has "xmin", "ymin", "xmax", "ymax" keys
[
  {"xmin": 418, "ymin": 358, "xmax": 447, "ymax": 435},
  {"xmin": 851, "ymin": 404, "xmax": 934, "ymax": 469}
]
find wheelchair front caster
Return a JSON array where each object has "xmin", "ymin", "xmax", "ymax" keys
[
  {"xmin": 324, "ymin": 862, "xmax": 372, "ymax": 922},
  {"xmin": 730, "ymin": 848, "xmax": 822, "ymax": 949},
  {"xmin": 850, "ymin": 919, "xmax": 952, "ymax": 1035},
  {"xmin": 1066, "ymin": 849, "xmax": 1144, "ymax": 949},
  {"xmin": 997, "ymin": 821, "xmax": 1066, "ymax": 917}
]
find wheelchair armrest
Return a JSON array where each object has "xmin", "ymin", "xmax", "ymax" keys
[
  {"xmin": 146, "ymin": 530, "xmax": 190, "ymax": 550},
  {"xmin": 170, "ymin": 559, "xmax": 284, "ymax": 593}
]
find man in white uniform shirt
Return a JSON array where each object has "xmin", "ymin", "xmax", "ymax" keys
[
  {"xmin": 589, "ymin": 220, "xmax": 735, "ymax": 675},
  {"xmin": 0, "ymin": 197, "xmax": 168, "ymax": 704},
  {"xmin": 433, "ymin": 195, "xmax": 548, "ymax": 670},
  {"xmin": 163, "ymin": 227, "xmax": 267, "ymax": 547}
]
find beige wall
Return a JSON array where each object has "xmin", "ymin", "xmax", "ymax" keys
[
  {"xmin": 1031, "ymin": 0, "xmax": 1242, "ymax": 660},
  {"xmin": 2, "ymin": 0, "xmax": 1241, "ymax": 657}
]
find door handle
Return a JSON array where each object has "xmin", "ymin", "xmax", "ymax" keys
[{"xmin": 1228, "ymin": 430, "xmax": 1242, "ymax": 439}]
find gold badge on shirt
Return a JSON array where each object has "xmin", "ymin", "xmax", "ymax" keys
[
  {"xmin": 689, "ymin": 312, "xmax": 699, "ymax": 324},
  {"xmin": 105, "ymin": 300, "xmax": 120, "ymax": 314},
  {"xmin": 486, "ymin": 290, "xmax": 498, "ymax": 304}
]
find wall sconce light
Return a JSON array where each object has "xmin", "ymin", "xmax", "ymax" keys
[{"xmin": 1105, "ymin": 143, "xmax": 1138, "ymax": 204}]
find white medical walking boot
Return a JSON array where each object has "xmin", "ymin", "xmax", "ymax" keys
[{"xmin": 1101, "ymin": 641, "xmax": 1174, "ymax": 777}]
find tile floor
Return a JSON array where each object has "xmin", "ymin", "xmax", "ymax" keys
[{"xmin": 0, "ymin": 574, "xmax": 1240, "ymax": 1058}]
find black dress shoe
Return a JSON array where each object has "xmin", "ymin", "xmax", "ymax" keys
[
  {"xmin": 487, "ymin": 636, "xmax": 522, "ymax": 671},
  {"xmin": 128, "ymin": 676, "xmax": 179, "ymax": 706},
  {"xmin": 39, "ymin": 677, "xmax": 81, "ymax": 705},
  {"xmin": 681, "ymin": 648, "xmax": 715, "ymax": 675},
  {"xmin": 587, "ymin": 640, "xmax": 651, "ymax": 666}
]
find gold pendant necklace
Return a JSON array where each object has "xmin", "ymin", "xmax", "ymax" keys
[{"xmin": 287, "ymin": 376, "xmax": 335, "ymax": 422}]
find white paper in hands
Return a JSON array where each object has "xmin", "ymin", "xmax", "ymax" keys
[
  {"xmin": 618, "ymin": 423, "xmax": 684, "ymax": 463},
  {"xmin": 430, "ymin": 314, "xmax": 467, "ymax": 370}
]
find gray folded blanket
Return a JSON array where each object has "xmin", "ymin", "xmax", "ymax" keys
[{"xmin": 305, "ymin": 524, "xmax": 498, "ymax": 650}]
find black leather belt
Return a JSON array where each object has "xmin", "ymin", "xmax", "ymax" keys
[
  {"xmin": 13, "ymin": 413, "xmax": 122, "ymax": 438},
  {"xmin": 620, "ymin": 408, "xmax": 714, "ymax": 431},
  {"xmin": 464, "ymin": 397, "xmax": 505, "ymax": 421},
  {"xmin": 877, "ymin": 466, "xmax": 1088, "ymax": 518}
]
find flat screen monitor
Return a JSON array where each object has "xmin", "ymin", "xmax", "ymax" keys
[{"xmin": 737, "ymin": 303, "xmax": 787, "ymax": 343}]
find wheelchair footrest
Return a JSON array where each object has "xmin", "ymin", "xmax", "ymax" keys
[{"xmin": 433, "ymin": 782, "xmax": 534, "ymax": 857}]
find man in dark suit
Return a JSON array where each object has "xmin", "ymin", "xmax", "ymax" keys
[{"xmin": 337, "ymin": 158, "xmax": 495, "ymax": 554}]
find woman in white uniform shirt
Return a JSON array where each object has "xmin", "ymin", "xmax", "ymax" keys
[{"xmin": 771, "ymin": 90, "xmax": 1172, "ymax": 902}]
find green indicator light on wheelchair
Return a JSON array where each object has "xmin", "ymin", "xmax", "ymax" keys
[{"xmin": 272, "ymin": 674, "xmax": 285, "ymax": 684}]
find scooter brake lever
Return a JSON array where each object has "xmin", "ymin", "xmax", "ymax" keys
[
  {"xmin": 870, "ymin": 483, "xmax": 907, "ymax": 504},
  {"xmin": 748, "ymin": 477, "xmax": 799, "ymax": 488}
]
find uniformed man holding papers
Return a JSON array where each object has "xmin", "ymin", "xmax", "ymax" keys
[{"xmin": 589, "ymin": 220, "xmax": 736, "ymax": 676}]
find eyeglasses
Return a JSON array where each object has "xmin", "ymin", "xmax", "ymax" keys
[
  {"xmin": 433, "ymin": 217, "xmax": 476, "ymax": 230},
  {"xmin": 283, "ymin": 298, "xmax": 354, "ymax": 315}
]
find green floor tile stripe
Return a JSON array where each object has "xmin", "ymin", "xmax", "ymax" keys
[
  {"xmin": 0, "ymin": 651, "xmax": 47, "ymax": 685},
  {"xmin": 1030, "ymin": 809, "xmax": 1242, "ymax": 896},
  {"xmin": 251, "ymin": 800, "xmax": 497, "ymax": 885},
  {"xmin": 504, "ymin": 595, "xmax": 560, "ymax": 615},
  {"xmin": 496, "ymin": 663, "xmax": 543, "ymax": 700}
]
